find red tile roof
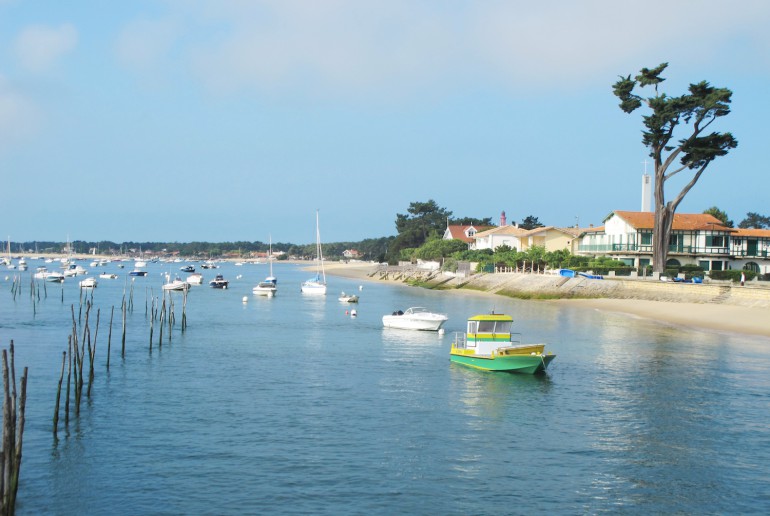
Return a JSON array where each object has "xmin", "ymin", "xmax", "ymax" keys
[{"xmin": 613, "ymin": 211, "xmax": 735, "ymax": 231}]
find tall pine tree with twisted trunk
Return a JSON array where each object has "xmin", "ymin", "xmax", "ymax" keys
[{"xmin": 613, "ymin": 63, "xmax": 737, "ymax": 272}]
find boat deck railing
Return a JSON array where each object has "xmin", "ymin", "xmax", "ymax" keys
[{"xmin": 452, "ymin": 332, "xmax": 523, "ymax": 349}]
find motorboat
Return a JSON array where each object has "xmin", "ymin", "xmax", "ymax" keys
[
  {"xmin": 301, "ymin": 211, "xmax": 327, "ymax": 295},
  {"xmin": 34, "ymin": 266, "xmax": 65, "ymax": 282},
  {"xmin": 201, "ymin": 261, "xmax": 218, "ymax": 269},
  {"xmin": 209, "ymin": 274, "xmax": 229, "ymax": 289},
  {"xmin": 187, "ymin": 273, "xmax": 204, "ymax": 285},
  {"xmin": 180, "ymin": 265, "xmax": 195, "ymax": 273},
  {"xmin": 45, "ymin": 271, "xmax": 65, "ymax": 283},
  {"xmin": 338, "ymin": 292, "xmax": 359, "ymax": 303},
  {"xmin": 382, "ymin": 307, "xmax": 448, "ymax": 331},
  {"xmin": 449, "ymin": 312, "xmax": 555, "ymax": 374},
  {"xmin": 79, "ymin": 277, "xmax": 98, "ymax": 288},
  {"xmin": 99, "ymin": 272, "xmax": 118, "ymax": 279},
  {"xmin": 129, "ymin": 269, "xmax": 148, "ymax": 277},
  {"xmin": 252, "ymin": 279, "xmax": 277, "ymax": 296},
  {"xmin": 162, "ymin": 274, "xmax": 190, "ymax": 291}
]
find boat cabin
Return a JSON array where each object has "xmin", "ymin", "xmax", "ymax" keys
[{"xmin": 456, "ymin": 313, "xmax": 517, "ymax": 356}]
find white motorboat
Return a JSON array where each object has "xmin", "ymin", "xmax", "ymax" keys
[
  {"xmin": 79, "ymin": 277, "xmax": 97, "ymax": 288},
  {"xmin": 186, "ymin": 273, "xmax": 204, "ymax": 285},
  {"xmin": 301, "ymin": 211, "xmax": 327, "ymax": 295},
  {"xmin": 162, "ymin": 274, "xmax": 190, "ymax": 291},
  {"xmin": 382, "ymin": 307, "xmax": 448, "ymax": 331},
  {"xmin": 45, "ymin": 271, "xmax": 65, "ymax": 283},
  {"xmin": 338, "ymin": 292, "xmax": 359, "ymax": 303},
  {"xmin": 99, "ymin": 272, "xmax": 118, "ymax": 279}
]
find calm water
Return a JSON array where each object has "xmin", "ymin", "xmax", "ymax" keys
[{"xmin": 2, "ymin": 261, "xmax": 769, "ymax": 515}]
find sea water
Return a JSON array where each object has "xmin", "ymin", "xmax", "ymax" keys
[{"xmin": 1, "ymin": 261, "xmax": 769, "ymax": 514}]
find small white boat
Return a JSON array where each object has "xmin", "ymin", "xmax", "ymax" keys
[
  {"xmin": 382, "ymin": 307, "xmax": 448, "ymax": 331},
  {"xmin": 162, "ymin": 274, "xmax": 190, "ymax": 291},
  {"xmin": 186, "ymin": 273, "xmax": 204, "ymax": 285},
  {"xmin": 17, "ymin": 258, "xmax": 27, "ymax": 271},
  {"xmin": 338, "ymin": 292, "xmax": 359, "ymax": 303},
  {"xmin": 79, "ymin": 277, "xmax": 97, "ymax": 288},
  {"xmin": 134, "ymin": 260, "xmax": 147, "ymax": 268},
  {"xmin": 45, "ymin": 271, "xmax": 65, "ymax": 283},
  {"xmin": 99, "ymin": 272, "xmax": 118, "ymax": 279}
]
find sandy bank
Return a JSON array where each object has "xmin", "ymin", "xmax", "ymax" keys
[{"xmin": 322, "ymin": 263, "xmax": 770, "ymax": 339}]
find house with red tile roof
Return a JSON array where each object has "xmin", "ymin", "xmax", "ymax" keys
[
  {"xmin": 443, "ymin": 225, "xmax": 493, "ymax": 245},
  {"xmin": 577, "ymin": 210, "xmax": 770, "ymax": 273}
]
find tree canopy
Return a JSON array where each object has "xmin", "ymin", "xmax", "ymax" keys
[
  {"xmin": 388, "ymin": 200, "xmax": 453, "ymax": 263},
  {"xmin": 738, "ymin": 212, "xmax": 770, "ymax": 229},
  {"xmin": 519, "ymin": 215, "xmax": 545, "ymax": 230},
  {"xmin": 703, "ymin": 206, "xmax": 733, "ymax": 228},
  {"xmin": 613, "ymin": 63, "xmax": 737, "ymax": 272}
]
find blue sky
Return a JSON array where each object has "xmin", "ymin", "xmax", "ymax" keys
[{"xmin": 2, "ymin": 1, "xmax": 769, "ymax": 245}]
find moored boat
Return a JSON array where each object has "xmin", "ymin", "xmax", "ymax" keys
[
  {"xmin": 301, "ymin": 211, "xmax": 327, "ymax": 295},
  {"xmin": 162, "ymin": 274, "xmax": 190, "ymax": 291},
  {"xmin": 99, "ymin": 272, "xmax": 118, "ymax": 279},
  {"xmin": 79, "ymin": 277, "xmax": 98, "ymax": 288},
  {"xmin": 180, "ymin": 265, "xmax": 195, "ymax": 273},
  {"xmin": 253, "ymin": 235, "xmax": 278, "ymax": 296},
  {"xmin": 382, "ymin": 307, "xmax": 448, "ymax": 331},
  {"xmin": 129, "ymin": 269, "xmax": 148, "ymax": 277},
  {"xmin": 450, "ymin": 313, "xmax": 555, "ymax": 374},
  {"xmin": 187, "ymin": 272, "xmax": 204, "ymax": 285},
  {"xmin": 209, "ymin": 274, "xmax": 229, "ymax": 289},
  {"xmin": 338, "ymin": 292, "xmax": 359, "ymax": 303}
]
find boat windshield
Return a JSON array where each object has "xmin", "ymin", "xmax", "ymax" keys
[{"xmin": 476, "ymin": 320, "xmax": 512, "ymax": 333}]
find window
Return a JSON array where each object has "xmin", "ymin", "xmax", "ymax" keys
[
  {"xmin": 639, "ymin": 258, "xmax": 650, "ymax": 268},
  {"xmin": 641, "ymin": 232, "xmax": 652, "ymax": 245},
  {"xmin": 706, "ymin": 235, "xmax": 724, "ymax": 247},
  {"xmin": 711, "ymin": 261, "xmax": 723, "ymax": 271},
  {"xmin": 669, "ymin": 234, "xmax": 680, "ymax": 246},
  {"xmin": 699, "ymin": 260, "xmax": 710, "ymax": 271}
]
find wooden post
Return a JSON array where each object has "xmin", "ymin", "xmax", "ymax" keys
[
  {"xmin": 2, "ymin": 343, "xmax": 28, "ymax": 515},
  {"xmin": 121, "ymin": 296, "xmax": 127, "ymax": 358},
  {"xmin": 53, "ymin": 351, "xmax": 66, "ymax": 438},
  {"xmin": 107, "ymin": 306, "xmax": 114, "ymax": 370}
]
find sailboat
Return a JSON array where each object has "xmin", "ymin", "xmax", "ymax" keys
[
  {"xmin": 301, "ymin": 211, "xmax": 327, "ymax": 295},
  {"xmin": 253, "ymin": 235, "xmax": 278, "ymax": 297}
]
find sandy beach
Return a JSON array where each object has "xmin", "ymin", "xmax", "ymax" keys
[{"xmin": 322, "ymin": 262, "xmax": 770, "ymax": 339}]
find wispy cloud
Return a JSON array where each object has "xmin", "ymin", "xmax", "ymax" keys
[
  {"xmin": 0, "ymin": 75, "xmax": 41, "ymax": 150},
  {"xmin": 119, "ymin": 0, "xmax": 770, "ymax": 99},
  {"xmin": 14, "ymin": 23, "xmax": 78, "ymax": 73},
  {"xmin": 116, "ymin": 18, "xmax": 178, "ymax": 74}
]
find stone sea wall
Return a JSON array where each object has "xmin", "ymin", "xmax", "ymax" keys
[{"xmin": 373, "ymin": 267, "xmax": 770, "ymax": 308}]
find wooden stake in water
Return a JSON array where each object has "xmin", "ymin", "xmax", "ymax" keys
[
  {"xmin": 2, "ymin": 342, "xmax": 28, "ymax": 516},
  {"xmin": 107, "ymin": 306, "xmax": 114, "ymax": 370},
  {"xmin": 53, "ymin": 351, "xmax": 66, "ymax": 438}
]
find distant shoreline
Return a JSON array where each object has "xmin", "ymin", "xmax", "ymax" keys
[{"xmin": 321, "ymin": 262, "xmax": 770, "ymax": 339}]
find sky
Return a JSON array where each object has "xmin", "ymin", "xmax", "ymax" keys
[{"xmin": 1, "ymin": 1, "xmax": 769, "ymax": 245}]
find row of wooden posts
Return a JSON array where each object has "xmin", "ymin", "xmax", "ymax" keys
[{"xmin": 2, "ymin": 275, "xmax": 190, "ymax": 514}]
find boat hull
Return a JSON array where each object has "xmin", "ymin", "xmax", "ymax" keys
[{"xmin": 450, "ymin": 349, "xmax": 555, "ymax": 374}]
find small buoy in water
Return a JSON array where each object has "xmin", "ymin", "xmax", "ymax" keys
[
  {"xmin": 351, "ymin": 309, "xmax": 357, "ymax": 317},
  {"xmin": 345, "ymin": 310, "xmax": 349, "ymax": 315},
  {"xmin": 242, "ymin": 296, "xmax": 248, "ymax": 303},
  {"xmin": 359, "ymin": 285, "xmax": 363, "ymax": 291}
]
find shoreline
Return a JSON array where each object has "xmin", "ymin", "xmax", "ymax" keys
[{"xmin": 321, "ymin": 262, "xmax": 770, "ymax": 339}]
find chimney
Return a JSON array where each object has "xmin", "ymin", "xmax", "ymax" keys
[{"xmin": 500, "ymin": 211, "xmax": 506, "ymax": 226}]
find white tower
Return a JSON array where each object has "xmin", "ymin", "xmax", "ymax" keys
[{"xmin": 641, "ymin": 160, "xmax": 652, "ymax": 212}]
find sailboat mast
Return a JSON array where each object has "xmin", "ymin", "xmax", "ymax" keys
[{"xmin": 316, "ymin": 210, "xmax": 326, "ymax": 283}]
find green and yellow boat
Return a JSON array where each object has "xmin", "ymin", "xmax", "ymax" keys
[{"xmin": 450, "ymin": 313, "xmax": 555, "ymax": 374}]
